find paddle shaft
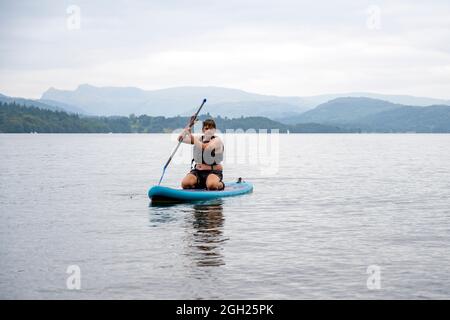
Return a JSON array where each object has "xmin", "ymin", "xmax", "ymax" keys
[{"xmin": 158, "ymin": 99, "xmax": 207, "ymax": 185}]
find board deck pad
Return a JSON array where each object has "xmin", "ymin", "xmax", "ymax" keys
[{"xmin": 148, "ymin": 181, "xmax": 253, "ymax": 203}]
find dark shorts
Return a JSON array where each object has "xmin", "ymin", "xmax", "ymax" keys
[{"xmin": 189, "ymin": 169, "xmax": 224, "ymax": 190}]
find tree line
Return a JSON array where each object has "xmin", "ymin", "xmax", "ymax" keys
[{"xmin": 0, "ymin": 102, "xmax": 352, "ymax": 133}]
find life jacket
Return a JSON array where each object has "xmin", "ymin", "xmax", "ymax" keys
[{"xmin": 191, "ymin": 135, "xmax": 224, "ymax": 170}]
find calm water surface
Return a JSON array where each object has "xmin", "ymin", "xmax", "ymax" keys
[{"xmin": 1, "ymin": 134, "xmax": 450, "ymax": 299}]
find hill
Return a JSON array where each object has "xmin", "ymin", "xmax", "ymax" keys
[
  {"xmin": 0, "ymin": 102, "xmax": 351, "ymax": 133},
  {"xmin": 0, "ymin": 93, "xmax": 86, "ymax": 114},
  {"xmin": 279, "ymin": 97, "xmax": 403, "ymax": 124},
  {"xmin": 356, "ymin": 105, "xmax": 450, "ymax": 132}
]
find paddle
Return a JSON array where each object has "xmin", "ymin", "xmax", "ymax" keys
[{"xmin": 157, "ymin": 98, "xmax": 207, "ymax": 185}]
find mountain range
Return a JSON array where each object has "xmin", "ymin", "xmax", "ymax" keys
[
  {"xmin": 0, "ymin": 92, "xmax": 86, "ymax": 114},
  {"xmin": 278, "ymin": 97, "xmax": 450, "ymax": 132},
  {"xmin": 39, "ymin": 84, "xmax": 311, "ymax": 117},
  {"xmin": 38, "ymin": 84, "xmax": 450, "ymax": 118},
  {"xmin": 2, "ymin": 85, "xmax": 450, "ymax": 132}
]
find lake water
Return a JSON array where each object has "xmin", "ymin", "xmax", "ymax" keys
[{"xmin": 1, "ymin": 133, "xmax": 450, "ymax": 299}]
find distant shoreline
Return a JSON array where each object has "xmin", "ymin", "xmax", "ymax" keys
[{"xmin": 2, "ymin": 102, "xmax": 450, "ymax": 134}]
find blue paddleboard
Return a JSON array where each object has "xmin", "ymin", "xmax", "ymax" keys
[{"xmin": 148, "ymin": 181, "xmax": 253, "ymax": 202}]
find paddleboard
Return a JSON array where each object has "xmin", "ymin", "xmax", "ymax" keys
[{"xmin": 148, "ymin": 181, "xmax": 253, "ymax": 203}]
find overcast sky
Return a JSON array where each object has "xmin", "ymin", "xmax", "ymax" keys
[{"xmin": 0, "ymin": 0, "xmax": 449, "ymax": 99}]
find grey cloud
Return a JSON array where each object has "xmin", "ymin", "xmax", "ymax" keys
[{"xmin": 0, "ymin": 0, "xmax": 449, "ymax": 98}]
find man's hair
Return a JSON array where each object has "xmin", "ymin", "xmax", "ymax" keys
[{"xmin": 202, "ymin": 119, "xmax": 216, "ymax": 129}]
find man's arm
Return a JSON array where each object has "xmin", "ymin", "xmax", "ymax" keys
[
  {"xmin": 178, "ymin": 116, "xmax": 198, "ymax": 144},
  {"xmin": 178, "ymin": 128, "xmax": 195, "ymax": 144}
]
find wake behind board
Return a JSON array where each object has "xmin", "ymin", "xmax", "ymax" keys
[{"xmin": 149, "ymin": 181, "xmax": 253, "ymax": 203}]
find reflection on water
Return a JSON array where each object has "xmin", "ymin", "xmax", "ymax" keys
[
  {"xmin": 188, "ymin": 201, "xmax": 226, "ymax": 267},
  {"xmin": 149, "ymin": 200, "xmax": 226, "ymax": 267}
]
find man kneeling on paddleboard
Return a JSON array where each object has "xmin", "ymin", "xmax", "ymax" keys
[{"xmin": 178, "ymin": 119, "xmax": 225, "ymax": 190}]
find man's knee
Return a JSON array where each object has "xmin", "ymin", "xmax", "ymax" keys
[
  {"xmin": 181, "ymin": 176, "xmax": 196, "ymax": 189},
  {"xmin": 181, "ymin": 180, "xmax": 195, "ymax": 189},
  {"xmin": 206, "ymin": 180, "xmax": 220, "ymax": 190}
]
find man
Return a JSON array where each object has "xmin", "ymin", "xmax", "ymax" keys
[{"xmin": 178, "ymin": 119, "xmax": 224, "ymax": 190}]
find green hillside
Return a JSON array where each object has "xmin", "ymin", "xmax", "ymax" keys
[{"xmin": 0, "ymin": 102, "xmax": 351, "ymax": 133}]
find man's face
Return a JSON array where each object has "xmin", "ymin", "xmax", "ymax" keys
[{"xmin": 202, "ymin": 125, "xmax": 215, "ymax": 136}]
